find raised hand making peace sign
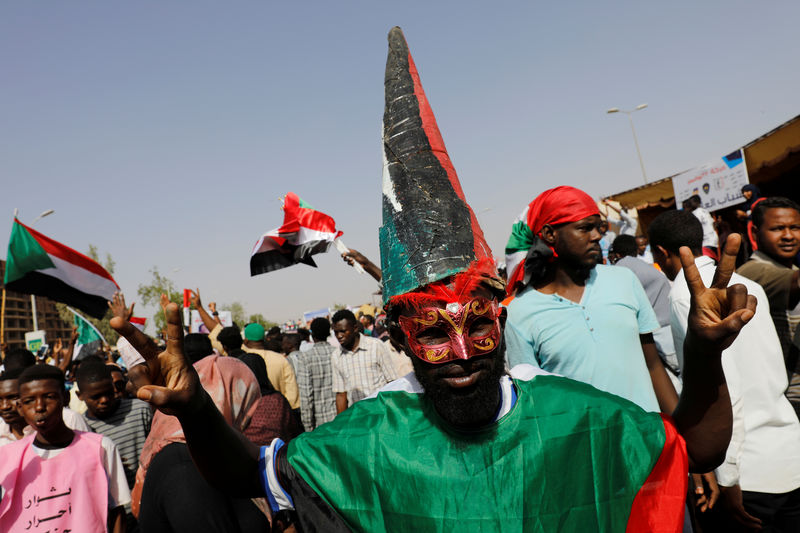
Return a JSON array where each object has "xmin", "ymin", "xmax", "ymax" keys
[
  {"xmin": 673, "ymin": 233, "xmax": 756, "ymax": 472},
  {"xmin": 110, "ymin": 302, "xmax": 201, "ymax": 417},
  {"xmin": 680, "ymin": 233, "xmax": 756, "ymax": 353}
]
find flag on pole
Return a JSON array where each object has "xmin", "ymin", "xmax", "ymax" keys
[
  {"xmin": 68, "ymin": 306, "xmax": 107, "ymax": 361},
  {"xmin": 4, "ymin": 219, "xmax": 119, "ymax": 318},
  {"xmin": 250, "ymin": 192, "xmax": 343, "ymax": 276}
]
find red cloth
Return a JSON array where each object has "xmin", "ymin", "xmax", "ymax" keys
[
  {"xmin": 525, "ymin": 185, "xmax": 600, "ymax": 235},
  {"xmin": 625, "ymin": 415, "xmax": 688, "ymax": 533},
  {"xmin": 505, "ymin": 186, "xmax": 599, "ymax": 294},
  {"xmin": 243, "ymin": 392, "xmax": 303, "ymax": 446},
  {"xmin": 746, "ymin": 197, "xmax": 767, "ymax": 252},
  {"xmin": 131, "ymin": 355, "xmax": 260, "ymax": 516}
]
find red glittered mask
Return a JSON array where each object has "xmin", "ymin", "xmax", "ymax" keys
[{"xmin": 398, "ymin": 297, "xmax": 501, "ymax": 364}]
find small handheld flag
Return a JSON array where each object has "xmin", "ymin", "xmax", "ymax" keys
[
  {"xmin": 250, "ymin": 193, "xmax": 343, "ymax": 276},
  {"xmin": 67, "ymin": 306, "xmax": 107, "ymax": 361}
]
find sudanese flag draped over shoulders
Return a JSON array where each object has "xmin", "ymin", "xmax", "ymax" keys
[
  {"xmin": 3, "ymin": 219, "xmax": 119, "ymax": 319},
  {"xmin": 283, "ymin": 371, "xmax": 688, "ymax": 533},
  {"xmin": 250, "ymin": 192, "xmax": 343, "ymax": 276}
]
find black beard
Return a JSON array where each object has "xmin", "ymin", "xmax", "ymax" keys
[
  {"xmin": 411, "ymin": 343, "xmax": 506, "ymax": 429},
  {"xmin": 556, "ymin": 252, "xmax": 598, "ymax": 284}
]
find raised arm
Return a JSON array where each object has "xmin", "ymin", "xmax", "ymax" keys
[
  {"xmin": 55, "ymin": 327, "xmax": 79, "ymax": 374},
  {"xmin": 342, "ymin": 249, "xmax": 382, "ymax": 282},
  {"xmin": 672, "ymin": 234, "xmax": 756, "ymax": 472},
  {"xmin": 190, "ymin": 289, "xmax": 220, "ymax": 332},
  {"xmin": 110, "ymin": 303, "xmax": 262, "ymax": 497},
  {"xmin": 603, "ymin": 199, "xmax": 621, "ymax": 216}
]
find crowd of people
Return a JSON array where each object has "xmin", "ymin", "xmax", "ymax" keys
[{"xmin": 1, "ymin": 26, "xmax": 800, "ymax": 533}]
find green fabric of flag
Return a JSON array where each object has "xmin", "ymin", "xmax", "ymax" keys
[
  {"xmin": 4, "ymin": 221, "xmax": 54, "ymax": 285},
  {"xmin": 73, "ymin": 312, "xmax": 102, "ymax": 345},
  {"xmin": 505, "ymin": 219, "xmax": 534, "ymax": 256},
  {"xmin": 287, "ymin": 375, "xmax": 670, "ymax": 532}
]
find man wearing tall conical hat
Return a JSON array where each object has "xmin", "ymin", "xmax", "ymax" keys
[{"xmin": 111, "ymin": 27, "xmax": 756, "ymax": 532}]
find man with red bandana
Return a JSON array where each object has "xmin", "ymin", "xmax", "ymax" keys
[
  {"xmin": 504, "ymin": 186, "xmax": 679, "ymax": 414},
  {"xmin": 108, "ymin": 28, "xmax": 757, "ymax": 532}
]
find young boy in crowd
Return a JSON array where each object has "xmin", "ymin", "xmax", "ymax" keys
[
  {"xmin": 0, "ymin": 369, "xmax": 27, "ymax": 446},
  {"xmin": 0, "ymin": 364, "xmax": 130, "ymax": 532},
  {"xmin": 1, "ymin": 359, "xmax": 92, "ymax": 447},
  {"xmin": 77, "ymin": 361, "xmax": 152, "ymax": 488}
]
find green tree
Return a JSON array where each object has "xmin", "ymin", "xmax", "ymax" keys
[
  {"xmin": 248, "ymin": 313, "xmax": 279, "ymax": 330},
  {"xmin": 137, "ymin": 268, "xmax": 182, "ymax": 333},
  {"xmin": 55, "ymin": 245, "xmax": 119, "ymax": 344},
  {"xmin": 221, "ymin": 301, "xmax": 247, "ymax": 327}
]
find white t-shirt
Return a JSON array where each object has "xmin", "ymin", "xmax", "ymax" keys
[
  {"xmin": 670, "ymin": 256, "xmax": 800, "ymax": 493},
  {"xmin": 692, "ymin": 208, "xmax": 719, "ymax": 249}
]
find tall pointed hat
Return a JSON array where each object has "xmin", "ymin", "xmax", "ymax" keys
[{"xmin": 379, "ymin": 27, "xmax": 495, "ymax": 305}]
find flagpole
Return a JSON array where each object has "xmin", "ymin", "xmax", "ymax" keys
[
  {"xmin": 334, "ymin": 239, "xmax": 366, "ymax": 274},
  {"xmin": 26, "ymin": 209, "xmax": 56, "ymax": 332},
  {"xmin": 1, "ymin": 288, "xmax": 6, "ymax": 345},
  {"xmin": 4, "ymin": 209, "xmax": 16, "ymax": 344}
]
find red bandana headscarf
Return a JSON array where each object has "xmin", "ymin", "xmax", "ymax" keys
[{"xmin": 505, "ymin": 186, "xmax": 600, "ymax": 296}]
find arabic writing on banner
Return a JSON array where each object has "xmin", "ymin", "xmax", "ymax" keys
[{"xmin": 671, "ymin": 149, "xmax": 749, "ymax": 212}]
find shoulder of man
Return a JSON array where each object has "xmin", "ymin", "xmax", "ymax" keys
[
  {"xmin": 70, "ymin": 429, "xmax": 105, "ymax": 450},
  {"xmin": 126, "ymin": 397, "xmax": 153, "ymax": 415},
  {"xmin": 257, "ymin": 349, "xmax": 289, "ymax": 363},
  {"xmin": 0, "ymin": 432, "xmax": 36, "ymax": 459},
  {"xmin": 737, "ymin": 256, "xmax": 795, "ymax": 297},
  {"xmin": 737, "ymin": 256, "xmax": 782, "ymax": 277},
  {"xmin": 360, "ymin": 335, "xmax": 387, "ymax": 351},
  {"xmin": 594, "ymin": 263, "xmax": 643, "ymax": 289},
  {"xmin": 595, "ymin": 262, "xmax": 632, "ymax": 278},
  {"xmin": 311, "ymin": 341, "xmax": 334, "ymax": 353}
]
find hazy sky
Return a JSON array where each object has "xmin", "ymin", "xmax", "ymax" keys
[{"xmin": 2, "ymin": 1, "xmax": 799, "ymax": 329}]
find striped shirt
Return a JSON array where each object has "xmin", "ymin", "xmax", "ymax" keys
[
  {"xmin": 289, "ymin": 342, "xmax": 337, "ymax": 430},
  {"xmin": 85, "ymin": 398, "xmax": 152, "ymax": 488},
  {"xmin": 331, "ymin": 334, "xmax": 399, "ymax": 406}
]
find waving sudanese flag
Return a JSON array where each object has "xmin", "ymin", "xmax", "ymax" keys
[
  {"xmin": 4, "ymin": 218, "xmax": 119, "ymax": 319},
  {"xmin": 250, "ymin": 192, "xmax": 343, "ymax": 276}
]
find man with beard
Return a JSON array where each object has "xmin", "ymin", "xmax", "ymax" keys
[
  {"xmin": 108, "ymin": 27, "xmax": 755, "ymax": 532},
  {"xmin": 504, "ymin": 186, "xmax": 678, "ymax": 414}
]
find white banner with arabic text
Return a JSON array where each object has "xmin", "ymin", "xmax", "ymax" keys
[{"xmin": 671, "ymin": 149, "xmax": 749, "ymax": 212}]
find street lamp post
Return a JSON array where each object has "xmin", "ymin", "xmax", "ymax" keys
[
  {"xmin": 607, "ymin": 104, "xmax": 649, "ymax": 184},
  {"xmin": 29, "ymin": 210, "xmax": 55, "ymax": 331}
]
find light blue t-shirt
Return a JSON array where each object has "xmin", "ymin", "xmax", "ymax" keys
[{"xmin": 505, "ymin": 264, "xmax": 661, "ymax": 411}]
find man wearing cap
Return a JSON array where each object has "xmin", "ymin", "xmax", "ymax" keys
[
  {"xmin": 504, "ymin": 186, "xmax": 678, "ymax": 414},
  {"xmin": 241, "ymin": 322, "xmax": 300, "ymax": 409},
  {"xmin": 110, "ymin": 27, "xmax": 756, "ymax": 532}
]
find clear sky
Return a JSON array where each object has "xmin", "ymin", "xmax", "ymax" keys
[{"xmin": 2, "ymin": 1, "xmax": 799, "ymax": 329}]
